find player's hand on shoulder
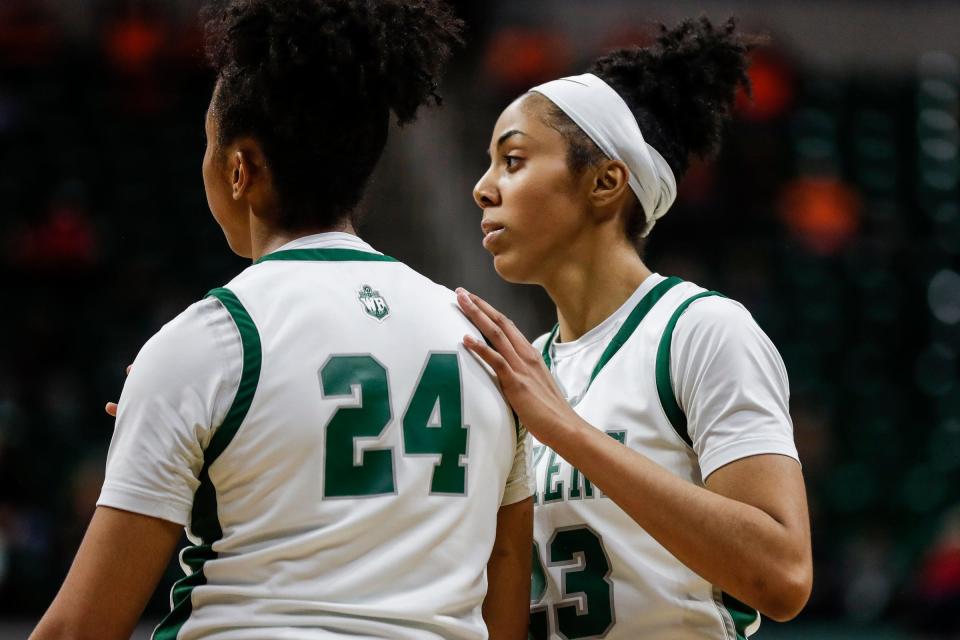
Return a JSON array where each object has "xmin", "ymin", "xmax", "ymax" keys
[{"xmin": 456, "ymin": 288, "xmax": 579, "ymax": 449}]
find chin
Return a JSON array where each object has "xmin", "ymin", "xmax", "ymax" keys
[{"xmin": 492, "ymin": 253, "xmax": 537, "ymax": 285}]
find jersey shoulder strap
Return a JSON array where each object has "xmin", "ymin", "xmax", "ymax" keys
[{"xmin": 654, "ymin": 290, "xmax": 725, "ymax": 447}]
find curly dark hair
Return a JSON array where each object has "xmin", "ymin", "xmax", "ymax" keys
[
  {"xmin": 534, "ymin": 17, "xmax": 753, "ymax": 243},
  {"xmin": 203, "ymin": 0, "xmax": 463, "ymax": 230}
]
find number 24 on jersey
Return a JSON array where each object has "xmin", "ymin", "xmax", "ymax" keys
[{"xmin": 320, "ymin": 353, "xmax": 469, "ymax": 498}]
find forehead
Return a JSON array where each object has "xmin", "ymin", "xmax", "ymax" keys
[{"xmin": 490, "ymin": 93, "xmax": 561, "ymax": 146}]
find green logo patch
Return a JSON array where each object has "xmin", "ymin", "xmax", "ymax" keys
[{"xmin": 358, "ymin": 284, "xmax": 390, "ymax": 321}]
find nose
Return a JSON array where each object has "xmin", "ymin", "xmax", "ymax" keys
[{"xmin": 473, "ymin": 168, "xmax": 500, "ymax": 209}]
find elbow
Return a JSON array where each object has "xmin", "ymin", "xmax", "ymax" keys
[{"xmin": 758, "ymin": 562, "xmax": 813, "ymax": 622}]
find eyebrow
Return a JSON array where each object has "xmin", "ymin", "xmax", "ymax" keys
[{"xmin": 487, "ymin": 129, "xmax": 528, "ymax": 156}]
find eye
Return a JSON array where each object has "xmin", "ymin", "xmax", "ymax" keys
[{"xmin": 504, "ymin": 155, "xmax": 522, "ymax": 170}]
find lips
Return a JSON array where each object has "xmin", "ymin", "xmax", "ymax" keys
[
  {"xmin": 481, "ymin": 219, "xmax": 504, "ymax": 235},
  {"xmin": 481, "ymin": 219, "xmax": 505, "ymax": 250}
]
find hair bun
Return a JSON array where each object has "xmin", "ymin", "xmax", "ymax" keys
[{"xmin": 591, "ymin": 17, "xmax": 753, "ymax": 177}]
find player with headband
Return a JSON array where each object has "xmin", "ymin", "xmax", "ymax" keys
[{"xmin": 458, "ymin": 18, "xmax": 812, "ymax": 638}]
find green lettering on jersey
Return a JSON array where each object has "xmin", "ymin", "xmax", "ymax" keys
[
  {"xmin": 402, "ymin": 353, "xmax": 468, "ymax": 494},
  {"xmin": 542, "ymin": 450, "xmax": 564, "ymax": 503},
  {"xmin": 568, "ymin": 466, "xmax": 594, "ymax": 500},
  {"xmin": 531, "ymin": 444, "xmax": 547, "ymax": 505},
  {"xmin": 320, "ymin": 355, "xmax": 396, "ymax": 497}
]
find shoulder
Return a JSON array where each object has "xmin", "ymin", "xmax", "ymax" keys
[
  {"xmin": 671, "ymin": 294, "xmax": 764, "ymax": 349},
  {"xmin": 668, "ymin": 292, "xmax": 787, "ymax": 386},
  {"xmin": 131, "ymin": 296, "xmax": 241, "ymax": 392}
]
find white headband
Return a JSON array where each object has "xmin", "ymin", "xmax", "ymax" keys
[{"xmin": 531, "ymin": 73, "xmax": 677, "ymax": 237}]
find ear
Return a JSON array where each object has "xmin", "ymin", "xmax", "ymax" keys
[
  {"xmin": 229, "ymin": 137, "xmax": 269, "ymax": 201},
  {"xmin": 588, "ymin": 159, "xmax": 632, "ymax": 217}
]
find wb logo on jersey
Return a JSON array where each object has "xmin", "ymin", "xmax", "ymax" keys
[{"xmin": 358, "ymin": 285, "xmax": 390, "ymax": 321}]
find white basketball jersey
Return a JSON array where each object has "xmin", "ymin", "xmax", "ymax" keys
[
  {"xmin": 98, "ymin": 234, "xmax": 530, "ymax": 640},
  {"xmin": 529, "ymin": 274, "xmax": 797, "ymax": 640}
]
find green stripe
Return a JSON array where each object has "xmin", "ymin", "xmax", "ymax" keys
[
  {"xmin": 588, "ymin": 276, "xmax": 682, "ymax": 386},
  {"xmin": 722, "ymin": 592, "xmax": 760, "ymax": 639},
  {"xmin": 655, "ymin": 291, "xmax": 758, "ymax": 635},
  {"xmin": 202, "ymin": 289, "xmax": 262, "ymax": 464},
  {"xmin": 255, "ymin": 248, "xmax": 398, "ymax": 264},
  {"xmin": 539, "ymin": 277, "xmax": 683, "ymax": 398},
  {"xmin": 540, "ymin": 324, "xmax": 560, "ymax": 370},
  {"xmin": 655, "ymin": 291, "xmax": 724, "ymax": 448},
  {"xmin": 153, "ymin": 287, "xmax": 262, "ymax": 640}
]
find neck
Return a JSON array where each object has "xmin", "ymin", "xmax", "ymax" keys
[
  {"xmin": 542, "ymin": 239, "xmax": 652, "ymax": 343},
  {"xmin": 248, "ymin": 218, "xmax": 358, "ymax": 261}
]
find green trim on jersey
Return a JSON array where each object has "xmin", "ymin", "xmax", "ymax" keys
[
  {"xmin": 540, "ymin": 325, "xmax": 561, "ymax": 370},
  {"xmin": 255, "ymin": 248, "xmax": 398, "ymax": 264},
  {"xmin": 722, "ymin": 592, "xmax": 761, "ymax": 639},
  {"xmin": 654, "ymin": 290, "xmax": 724, "ymax": 447},
  {"xmin": 539, "ymin": 276, "xmax": 683, "ymax": 392},
  {"xmin": 656, "ymin": 291, "xmax": 761, "ymax": 637},
  {"xmin": 153, "ymin": 287, "xmax": 263, "ymax": 640}
]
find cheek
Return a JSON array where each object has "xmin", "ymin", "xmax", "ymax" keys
[
  {"xmin": 505, "ymin": 166, "xmax": 583, "ymax": 238},
  {"xmin": 203, "ymin": 151, "xmax": 230, "ymax": 218},
  {"xmin": 493, "ymin": 166, "xmax": 586, "ymax": 282}
]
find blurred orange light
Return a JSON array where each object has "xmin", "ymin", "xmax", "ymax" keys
[
  {"xmin": 778, "ymin": 176, "xmax": 862, "ymax": 254},
  {"xmin": 105, "ymin": 16, "xmax": 165, "ymax": 74},
  {"xmin": 483, "ymin": 27, "xmax": 572, "ymax": 92},
  {"xmin": 737, "ymin": 49, "xmax": 795, "ymax": 122}
]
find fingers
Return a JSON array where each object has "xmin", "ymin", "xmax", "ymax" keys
[
  {"xmin": 456, "ymin": 289, "xmax": 523, "ymax": 368},
  {"xmin": 457, "ymin": 288, "xmax": 544, "ymax": 368},
  {"xmin": 463, "ymin": 335, "xmax": 511, "ymax": 377},
  {"xmin": 463, "ymin": 290, "xmax": 528, "ymax": 347},
  {"xmin": 126, "ymin": 365, "xmax": 132, "ymax": 376}
]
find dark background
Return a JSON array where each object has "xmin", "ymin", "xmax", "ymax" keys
[{"xmin": 0, "ymin": 1, "xmax": 958, "ymax": 637}]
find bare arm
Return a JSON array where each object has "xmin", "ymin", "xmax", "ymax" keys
[
  {"xmin": 31, "ymin": 506, "xmax": 182, "ymax": 640},
  {"xmin": 457, "ymin": 289, "xmax": 812, "ymax": 622},
  {"xmin": 483, "ymin": 496, "xmax": 534, "ymax": 639},
  {"xmin": 544, "ymin": 422, "xmax": 810, "ymax": 620}
]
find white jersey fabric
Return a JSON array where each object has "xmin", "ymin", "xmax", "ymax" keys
[
  {"xmin": 529, "ymin": 273, "xmax": 798, "ymax": 640},
  {"xmin": 98, "ymin": 233, "xmax": 534, "ymax": 640}
]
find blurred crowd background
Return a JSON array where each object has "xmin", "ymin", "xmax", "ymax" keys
[{"xmin": 1, "ymin": 0, "xmax": 959, "ymax": 637}]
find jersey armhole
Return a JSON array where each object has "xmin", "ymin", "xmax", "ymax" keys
[
  {"xmin": 657, "ymin": 291, "xmax": 762, "ymax": 637},
  {"xmin": 153, "ymin": 286, "xmax": 263, "ymax": 640},
  {"xmin": 654, "ymin": 291, "xmax": 725, "ymax": 447}
]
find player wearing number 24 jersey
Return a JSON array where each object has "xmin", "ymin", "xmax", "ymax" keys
[
  {"xmin": 460, "ymin": 16, "xmax": 812, "ymax": 640},
  {"xmin": 102, "ymin": 232, "xmax": 534, "ymax": 639},
  {"xmin": 31, "ymin": 2, "xmax": 534, "ymax": 640}
]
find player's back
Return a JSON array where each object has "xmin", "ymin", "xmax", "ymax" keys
[{"xmin": 146, "ymin": 235, "xmax": 523, "ymax": 639}]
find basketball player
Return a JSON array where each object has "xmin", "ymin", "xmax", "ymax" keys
[
  {"xmin": 31, "ymin": 2, "xmax": 532, "ymax": 639},
  {"xmin": 458, "ymin": 18, "xmax": 812, "ymax": 639}
]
